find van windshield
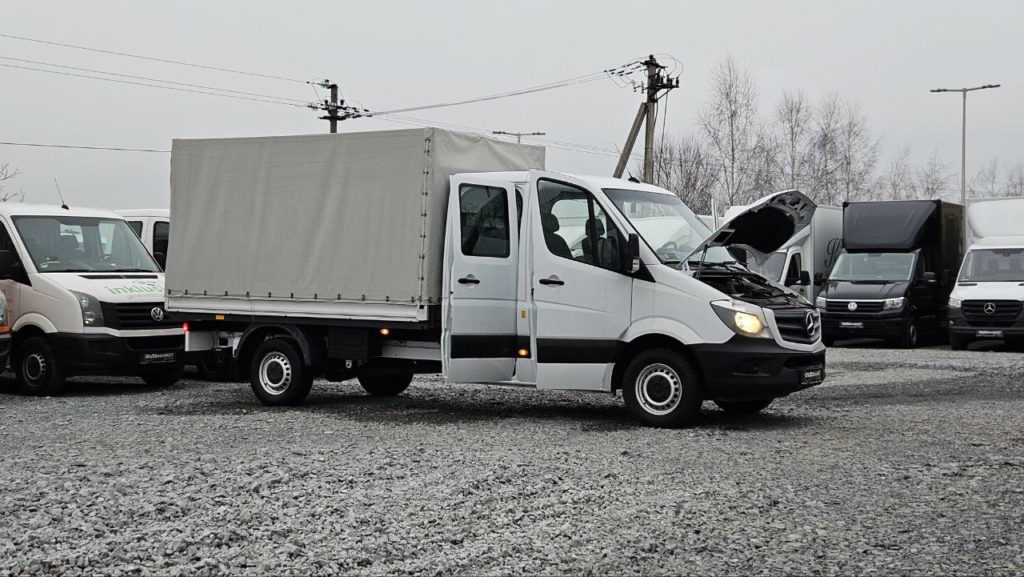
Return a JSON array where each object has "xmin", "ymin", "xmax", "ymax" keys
[
  {"xmin": 13, "ymin": 216, "xmax": 161, "ymax": 273},
  {"xmin": 959, "ymin": 248, "xmax": 1024, "ymax": 282},
  {"xmin": 829, "ymin": 251, "xmax": 915, "ymax": 282},
  {"xmin": 604, "ymin": 188, "xmax": 734, "ymax": 264}
]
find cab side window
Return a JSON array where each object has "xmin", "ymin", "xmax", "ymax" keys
[
  {"xmin": 785, "ymin": 253, "xmax": 803, "ymax": 285},
  {"xmin": 538, "ymin": 180, "xmax": 622, "ymax": 272},
  {"xmin": 152, "ymin": 221, "xmax": 170, "ymax": 269},
  {"xmin": 459, "ymin": 185, "xmax": 510, "ymax": 258},
  {"xmin": 127, "ymin": 220, "xmax": 143, "ymax": 238},
  {"xmin": 0, "ymin": 222, "xmax": 27, "ymax": 284}
]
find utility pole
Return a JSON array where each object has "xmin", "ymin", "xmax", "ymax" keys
[
  {"xmin": 930, "ymin": 84, "xmax": 1000, "ymax": 251},
  {"xmin": 492, "ymin": 131, "xmax": 545, "ymax": 144},
  {"xmin": 310, "ymin": 79, "xmax": 367, "ymax": 133},
  {"xmin": 320, "ymin": 81, "xmax": 340, "ymax": 133},
  {"xmin": 614, "ymin": 55, "xmax": 678, "ymax": 183}
]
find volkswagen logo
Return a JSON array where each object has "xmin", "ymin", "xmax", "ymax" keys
[
  {"xmin": 150, "ymin": 306, "xmax": 165, "ymax": 322},
  {"xmin": 805, "ymin": 311, "xmax": 818, "ymax": 336},
  {"xmin": 984, "ymin": 302, "xmax": 997, "ymax": 315},
  {"xmin": 847, "ymin": 301, "xmax": 858, "ymax": 312}
]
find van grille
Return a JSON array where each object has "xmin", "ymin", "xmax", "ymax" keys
[
  {"xmin": 962, "ymin": 300, "xmax": 1023, "ymax": 327},
  {"xmin": 824, "ymin": 300, "xmax": 884, "ymax": 313},
  {"xmin": 773, "ymin": 307, "xmax": 819, "ymax": 344},
  {"xmin": 101, "ymin": 302, "xmax": 169, "ymax": 330}
]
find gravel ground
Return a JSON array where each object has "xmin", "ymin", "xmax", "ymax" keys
[{"xmin": 1, "ymin": 344, "xmax": 1023, "ymax": 576}]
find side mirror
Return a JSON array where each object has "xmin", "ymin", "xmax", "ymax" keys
[
  {"xmin": 154, "ymin": 252, "xmax": 167, "ymax": 270},
  {"xmin": 922, "ymin": 271, "xmax": 937, "ymax": 285},
  {"xmin": 623, "ymin": 233, "xmax": 641, "ymax": 274},
  {"xmin": 799, "ymin": 270, "xmax": 811, "ymax": 286},
  {"xmin": 813, "ymin": 272, "xmax": 825, "ymax": 286},
  {"xmin": 0, "ymin": 249, "xmax": 16, "ymax": 280}
]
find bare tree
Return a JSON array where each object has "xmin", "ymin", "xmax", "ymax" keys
[
  {"xmin": 916, "ymin": 150, "xmax": 950, "ymax": 199},
  {"xmin": 641, "ymin": 136, "xmax": 719, "ymax": 215},
  {"xmin": 836, "ymin": 101, "xmax": 879, "ymax": 202},
  {"xmin": 884, "ymin": 146, "xmax": 916, "ymax": 200},
  {"xmin": 969, "ymin": 158, "xmax": 1002, "ymax": 198},
  {"xmin": 805, "ymin": 93, "xmax": 843, "ymax": 204},
  {"xmin": 774, "ymin": 90, "xmax": 812, "ymax": 191},
  {"xmin": 1005, "ymin": 163, "xmax": 1024, "ymax": 197},
  {"xmin": 0, "ymin": 163, "xmax": 23, "ymax": 202},
  {"xmin": 697, "ymin": 56, "xmax": 761, "ymax": 206}
]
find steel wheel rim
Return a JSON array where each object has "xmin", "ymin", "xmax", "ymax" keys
[
  {"xmin": 258, "ymin": 352, "xmax": 292, "ymax": 395},
  {"xmin": 23, "ymin": 352, "xmax": 46, "ymax": 383},
  {"xmin": 909, "ymin": 324, "xmax": 917, "ymax": 346},
  {"xmin": 635, "ymin": 363, "xmax": 683, "ymax": 416}
]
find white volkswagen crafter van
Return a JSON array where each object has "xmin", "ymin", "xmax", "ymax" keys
[
  {"xmin": 0, "ymin": 204, "xmax": 185, "ymax": 395},
  {"xmin": 169, "ymin": 129, "xmax": 824, "ymax": 427}
]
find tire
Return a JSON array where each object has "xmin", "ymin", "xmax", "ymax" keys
[
  {"xmin": 14, "ymin": 336, "xmax": 65, "ymax": 396},
  {"xmin": 249, "ymin": 339, "xmax": 313, "ymax": 406},
  {"xmin": 141, "ymin": 362, "xmax": 185, "ymax": 387},
  {"xmin": 196, "ymin": 350, "xmax": 234, "ymax": 381},
  {"xmin": 714, "ymin": 399, "xmax": 773, "ymax": 414},
  {"xmin": 357, "ymin": 363, "xmax": 413, "ymax": 396},
  {"xmin": 949, "ymin": 333, "xmax": 969, "ymax": 351},
  {"xmin": 621, "ymin": 348, "xmax": 702, "ymax": 428},
  {"xmin": 898, "ymin": 319, "xmax": 919, "ymax": 349}
]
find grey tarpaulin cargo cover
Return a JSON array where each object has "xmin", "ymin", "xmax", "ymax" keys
[{"xmin": 165, "ymin": 128, "xmax": 544, "ymax": 322}]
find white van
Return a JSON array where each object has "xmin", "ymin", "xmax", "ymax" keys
[
  {"xmin": 116, "ymin": 209, "xmax": 170, "ymax": 269},
  {"xmin": 0, "ymin": 204, "xmax": 184, "ymax": 394}
]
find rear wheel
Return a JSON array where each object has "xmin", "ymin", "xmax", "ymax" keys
[
  {"xmin": 357, "ymin": 363, "xmax": 413, "ymax": 396},
  {"xmin": 14, "ymin": 336, "xmax": 65, "ymax": 396},
  {"xmin": 714, "ymin": 399, "xmax": 773, "ymax": 414},
  {"xmin": 249, "ymin": 339, "xmax": 312, "ymax": 406},
  {"xmin": 141, "ymin": 362, "xmax": 185, "ymax": 387},
  {"xmin": 621, "ymin": 349, "xmax": 702, "ymax": 428},
  {"xmin": 196, "ymin": 350, "xmax": 234, "ymax": 381},
  {"xmin": 949, "ymin": 332, "xmax": 970, "ymax": 351}
]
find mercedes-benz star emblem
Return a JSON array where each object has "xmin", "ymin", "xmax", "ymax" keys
[
  {"xmin": 805, "ymin": 311, "xmax": 818, "ymax": 336},
  {"xmin": 984, "ymin": 302, "xmax": 997, "ymax": 315},
  {"xmin": 847, "ymin": 301, "xmax": 858, "ymax": 311},
  {"xmin": 150, "ymin": 307, "xmax": 165, "ymax": 322}
]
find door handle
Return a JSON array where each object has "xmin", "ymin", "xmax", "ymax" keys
[
  {"xmin": 457, "ymin": 276, "xmax": 480, "ymax": 285},
  {"xmin": 539, "ymin": 276, "xmax": 564, "ymax": 286}
]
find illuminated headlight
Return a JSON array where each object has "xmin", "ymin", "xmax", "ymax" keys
[
  {"xmin": 711, "ymin": 300, "xmax": 771, "ymax": 339},
  {"xmin": 948, "ymin": 297, "xmax": 961, "ymax": 309},
  {"xmin": 70, "ymin": 291, "xmax": 104, "ymax": 327},
  {"xmin": 815, "ymin": 296, "xmax": 827, "ymax": 309},
  {"xmin": 883, "ymin": 297, "xmax": 905, "ymax": 310}
]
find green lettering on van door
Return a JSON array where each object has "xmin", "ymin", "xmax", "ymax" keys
[{"xmin": 106, "ymin": 280, "xmax": 163, "ymax": 295}]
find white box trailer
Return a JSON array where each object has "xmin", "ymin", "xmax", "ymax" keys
[{"xmin": 169, "ymin": 128, "xmax": 825, "ymax": 427}]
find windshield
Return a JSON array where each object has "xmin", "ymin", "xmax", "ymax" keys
[
  {"xmin": 13, "ymin": 216, "xmax": 161, "ymax": 273},
  {"xmin": 604, "ymin": 188, "xmax": 733, "ymax": 264},
  {"xmin": 829, "ymin": 251, "xmax": 915, "ymax": 281},
  {"xmin": 959, "ymin": 248, "xmax": 1024, "ymax": 282}
]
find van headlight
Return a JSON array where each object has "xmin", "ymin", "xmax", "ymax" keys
[
  {"xmin": 948, "ymin": 297, "xmax": 961, "ymax": 309},
  {"xmin": 711, "ymin": 300, "xmax": 771, "ymax": 339},
  {"xmin": 883, "ymin": 297, "xmax": 905, "ymax": 310},
  {"xmin": 815, "ymin": 296, "xmax": 827, "ymax": 309},
  {"xmin": 70, "ymin": 291, "xmax": 105, "ymax": 327}
]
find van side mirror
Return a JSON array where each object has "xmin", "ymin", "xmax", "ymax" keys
[
  {"xmin": 0, "ymin": 249, "xmax": 16, "ymax": 279},
  {"xmin": 922, "ymin": 271, "xmax": 937, "ymax": 285},
  {"xmin": 623, "ymin": 233, "xmax": 641, "ymax": 274},
  {"xmin": 799, "ymin": 270, "xmax": 811, "ymax": 286},
  {"xmin": 813, "ymin": 272, "xmax": 825, "ymax": 286}
]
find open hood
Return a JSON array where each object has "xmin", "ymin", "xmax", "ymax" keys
[{"xmin": 690, "ymin": 189, "xmax": 816, "ymax": 262}]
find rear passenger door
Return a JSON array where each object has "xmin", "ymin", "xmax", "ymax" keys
[{"xmin": 442, "ymin": 177, "xmax": 519, "ymax": 383}]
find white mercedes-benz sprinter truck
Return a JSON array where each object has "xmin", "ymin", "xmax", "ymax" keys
[
  {"xmin": 169, "ymin": 129, "xmax": 825, "ymax": 427},
  {"xmin": 0, "ymin": 204, "xmax": 184, "ymax": 395}
]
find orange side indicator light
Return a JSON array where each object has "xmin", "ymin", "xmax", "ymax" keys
[
  {"xmin": 380, "ymin": 328, "xmax": 391, "ymax": 336},
  {"xmin": 517, "ymin": 348, "xmax": 530, "ymax": 357}
]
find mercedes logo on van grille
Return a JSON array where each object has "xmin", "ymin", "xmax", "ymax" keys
[
  {"xmin": 984, "ymin": 302, "xmax": 997, "ymax": 315},
  {"xmin": 805, "ymin": 311, "xmax": 818, "ymax": 336},
  {"xmin": 150, "ymin": 306, "xmax": 165, "ymax": 322},
  {"xmin": 847, "ymin": 301, "xmax": 858, "ymax": 311}
]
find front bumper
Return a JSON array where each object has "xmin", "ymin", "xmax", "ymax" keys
[
  {"xmin": 690, "ymin": 337, "xmax": 826, "ymax": 402},
  {"xmin": 51, "ymin": 333, "xmax": 184, "ymax": 376},
  {"xmin": 948, "ymin": 308, "xmax": 1024, "ymax": 339},
  {"xmin": 821, "ymin": 311, "xmax": 907, "ymax": 339}
]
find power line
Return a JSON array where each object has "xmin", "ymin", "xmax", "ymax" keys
[
  {"xmin": 0, "ymin": 141, "xmax": 168, "ymax": 153},
  {"xmin": 0, "ymin": 62, "xmax": 308, "ymax": 107},
  {"xmin": 0, "ymin": 32, "xmax": 306, "ymax": 84},
  {"xmin": 0, "ymin": 56, "xmax": 308, "ymax": 104}
]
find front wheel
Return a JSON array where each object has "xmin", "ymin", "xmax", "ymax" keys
[
  {"xmin": 141, "ymin": 363, "xmax": 185, "ymax": 387},
  {"xmin": 249, "ymin": 339, "xmax": 313, "ymax": 406},
  {"xmin": 714, "ymin": 399, "xmax": 773, "ymax": 414},
  {"xmin": 897, "ymin": 320, "xmax": 919, "ymax": 349},
  {"xmin": 14, "ymin": 336, "xmax": 65, "ymax": 396},
  {"xmin": 357, "ymin": 363, "xmax": 413, "ymax": 396},
  {"xmin": 621, "ymin": 349, "xmax": 702, "ymax": 428}
]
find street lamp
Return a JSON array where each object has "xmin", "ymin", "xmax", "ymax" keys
[{"xmin": 930, "ymin": 84, "xmax": 1000, "ymax": 249}]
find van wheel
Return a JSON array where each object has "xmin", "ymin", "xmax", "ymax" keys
[
  {"xmin": 141, "ymin": 362, "xmax": 185, "ymax": 387},
  {"xmin": 898, "ymin": 320, "xmax": 919, "ymax": 349},
  {"xmin": 14, "ymin": 336, "xmax": 65, "ymax": 396},
  {"xmin": 949, "ymin": 333, "xmax": 969, "ymax": 351},
  {"xmin": 249, "ymin": 339, "xmax": 312, "ymax": 406},
  {"xmin": 357, "ymin": 364, "xmax": 413, "ymax": 396},
  {"xmin": 621, "ymin": 349, "xmax": 702, "ymax": 428},
  {"xmin": 714, "ymin": 399, "xmax": 773, "ymax": 414}
]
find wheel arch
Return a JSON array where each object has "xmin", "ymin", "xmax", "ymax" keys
[{"xmin": 611, "ymin": 333, "xmax": 705, "ymax": 394}]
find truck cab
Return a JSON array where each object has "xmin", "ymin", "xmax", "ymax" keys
[
  {"xmin": 116, "ymin": 209, "xmax": 170, "ymax": 269},
  {"xmin": 0, "ymin": 204, "xmax": 184, "ymax": 394}
]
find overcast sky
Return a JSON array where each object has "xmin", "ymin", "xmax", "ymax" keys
[{"xmin": 2, "ymin": 0, "xmax": 1021, "ymax": 209}]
